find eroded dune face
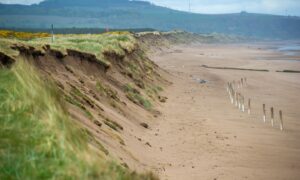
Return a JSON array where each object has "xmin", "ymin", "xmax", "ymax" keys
[{"xmin": 0, "ymin": 32, "xmax": 177, "ymax": 177}]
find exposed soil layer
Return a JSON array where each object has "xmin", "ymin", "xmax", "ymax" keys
[{"xmin": 0, "ymin": 51, "xmax": 15, "ymax": 67}]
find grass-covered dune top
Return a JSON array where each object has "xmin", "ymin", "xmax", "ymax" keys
[
  {"xmin": 0, "ymin": 30, "xmax": 138, "ymax": 68},
  {"xmin": 0, "ymin": 59, "xmax": 157, "ymax": 179}
]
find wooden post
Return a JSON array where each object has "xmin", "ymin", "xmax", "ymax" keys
[
  {"xmin": 228, "ymin": 83, "xmax": 232, "ymax": 102},
  {"xmin": 234, "ymin": 91, "xmax": 238, "ymax": 107},
  {"xmin": 51, "ymin": 24, "xmax": 54, "ymax": 43},
  {"xmin": 241, "ymin": 78, "xmax": 244, "ymax": 87},
  {"xmin": 242, "ymin": 95, "xmax": 245, "ymax": 112},
  {"xmin": 236, "ymin": 93, "xmax": 239, "ymax": 108},
  {"xmin": 238, "ymin": 94, "xmax": 241, "ymax": 110},
  {"xmin": 279, "ymin": 110, "xmax": 283, "ymax": 131},
  {"xmin": 263, "ymin": 104, "xmax": 266, "ymax": 123},
  {"xmin": 231, "ymin": 91, "xmax": 234, "ymax": 104},
  {"xmin": 226, "ymin": 82, "xmax": 229, "ymax": 93},
  {"xmin": 230, "ymin": 86, "xmax": 234, "ymax": 104},
  {"xmin": 271, "ymin": 107, "xmax": 274, "ymax": 127},
  {"xmin": 248, "ymin": 98, "xmax": 251, "ymax": 115}
]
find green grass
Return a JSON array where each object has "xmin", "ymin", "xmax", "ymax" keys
[
  {"xmin": 0, "ymin": 32, "xmax": 137, "ymax": 68},
  {"xmin": 0, "ymin": 59, "xmax": 157, "ymax": 180},
  {"xmin": 124, "ymin": 83, "xmax": 152, "ymax": 110},
  {"xmin": 146, "ymin": 85, "xmax": 163, "ymax": 100}
]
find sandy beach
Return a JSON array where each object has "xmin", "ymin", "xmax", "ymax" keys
[{"xmin": 136, "ymin": 42, "xmax": 300, "ymax": 180}]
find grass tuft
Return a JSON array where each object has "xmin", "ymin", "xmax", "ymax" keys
[
  {"xmin": 96, "ymin": 81, "xmax": 119, "ymax": 100},
  {"xmin": 0, "ymin": 59, "xmax": 157, "ymax": 180},
  {"xmin": 124, "ymin": 83, "xmax": 152, "ymax": 110}
]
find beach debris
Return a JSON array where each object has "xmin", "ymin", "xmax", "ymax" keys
[
  {"xmin": 199, "ymin": 79, "xmax": 208, "ymax": 84},
  {"xmin": 192, "ymin": 76, "xmax": 208, "ymax": 84}
]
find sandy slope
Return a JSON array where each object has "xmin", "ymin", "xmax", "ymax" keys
[{"xmin": 137, "ymin": 43, "xmax": 300, "ymax": 180}]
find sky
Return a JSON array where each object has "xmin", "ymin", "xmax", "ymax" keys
[{"xmin": 1, "ymin": 0, "xmax": 300, "ymax": 16}]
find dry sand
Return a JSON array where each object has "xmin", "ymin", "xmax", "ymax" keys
[{"xmin": 136, "ymin": 43, "xmax": 300, "ymax": 180}]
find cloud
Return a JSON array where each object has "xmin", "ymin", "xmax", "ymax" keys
[
  {"xmin": 0, "ymin": 0, "xmax": 42, "ymax": 5},
  {"xmin": 149, "ymin": 0, "xmax": 300, "ymax": 16}
]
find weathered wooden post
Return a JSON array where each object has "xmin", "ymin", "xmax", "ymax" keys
[
  {"xmin": 238, "ymin": 94, "xmax": 241, "ymax": 110},
  {"xmin": 227, "ymin": 82, "xmax": 232, "ymax": 101},
  {"xmin": 242, "ymin": 95, "xmax": 245, "ymax": 112},
  {"xmin": 236, "ymin": 93, "xmax": 239, "ymax": 108},
  {"xmin": 271, "ymin": 107, "xmax": 274, "ymax": 127},
  {"xmin": 51, "ymin": 24, "xmax": 54, "ymax": 43},
  {"xmin": 234, "ymin": 91, "xmax": 238, "ymax": 107},
  {"xmin": 263, "ymin": 104, "xmax": 266, "ymax": 123},
  {"xmin": 228, "ymin": 83, "xmax": 233, "ymax": 102},
  {"xmin": 226, "ymin": 82, "xmax": 229, "ymax": 93},
  {"xmin": 241, "ymin": 78, "xmax": 244, "ymax": 88},
  {"xmin": 231, "ymin": 91, "xmax": 234, "ymax": 104},
  {"xmin": 248, "ymin": 98, "xmax": 251, "ymax": 115},
  {"xmin": 279, "ymin": 110, "xmax": 283, "ymax": 131},
  {"xmin": 230, "ymin": 85, "xmax": 234, "ymax": 104}
]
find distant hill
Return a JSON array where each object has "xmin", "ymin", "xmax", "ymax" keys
[{"xmin": 0, "ymin": 0, "xmax": 300, "ymax": 39}]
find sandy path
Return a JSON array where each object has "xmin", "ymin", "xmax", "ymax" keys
[{"xmin": 143, "ymin": 44, "xmax": 300, "ymax": 180}]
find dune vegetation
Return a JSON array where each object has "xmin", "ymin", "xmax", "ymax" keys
[
  {"xmin": 0, "ymin": 59, "xmax": 157, "ymax": 179},
  {"xmin": 0, "ymin": 30, "xmax": 50, "ymax": 40},
  {"xmin": 0, "ymin": 31, "xmax": 137, "ymax": 68},
  {"xmin": 0, "ymin": 29, "xmax": 165, "ymax": 179}
]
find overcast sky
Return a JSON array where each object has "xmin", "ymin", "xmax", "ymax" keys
[{"xmin": 1, "ymin": 0, "xmax": 300, "ymax": 16}]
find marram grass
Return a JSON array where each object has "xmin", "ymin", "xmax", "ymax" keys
[
  {"xmin": 0, "ymin": 60, "xmax": 157, "ymax": 180},
  {"xmin": 0, "ymin": 31, "xmax": 137, "ymax": 67}
]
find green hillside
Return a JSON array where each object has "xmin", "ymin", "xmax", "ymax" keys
[{"xmin": 0, "ymin": 0, "xmax": 300, "ymax": 39}]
